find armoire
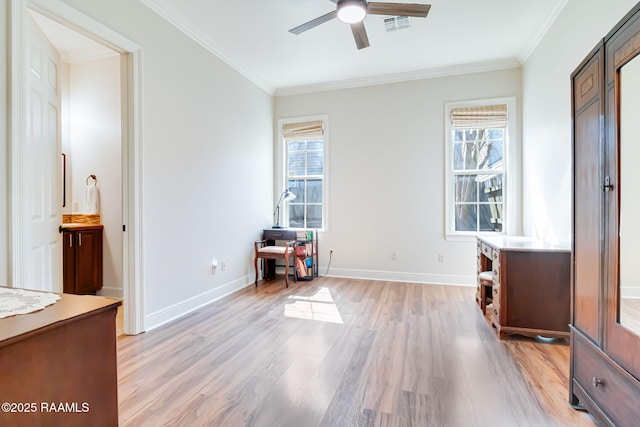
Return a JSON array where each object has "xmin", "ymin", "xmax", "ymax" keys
[{"xmin": 571, "ymin": 1, "xmax": 640, "ymax": 425}]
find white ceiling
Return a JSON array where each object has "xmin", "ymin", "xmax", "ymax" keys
[
  {"xmin": 32, "ymin": 1, "xmax": 568, "ymax": 94},
  {"xmin": 30, "ymin": 10, "xmax": 117, "ymax": 63},
  {"xmin": 141, "ymin": 0, "xmax": 568, "ymax": 95}
]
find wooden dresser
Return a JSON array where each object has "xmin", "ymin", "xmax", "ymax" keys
[
  {"xmin": 570, "ymin": 2, "xmax": 640, "ymax": 425},
  {"xmin": 476, "ymin": 236, "xmax": 570, "ymax": 339},
  {"xmin": 0, "ymin": 291, "xmax": 120, "ymax": 426}
]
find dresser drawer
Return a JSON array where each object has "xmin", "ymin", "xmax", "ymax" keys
[
  {"xmin": 263, "ymin": 229, "xmax": 296, "ymax": 240},
  {"xmin": 573, "ymin": 332, "xmax": 640, "ymax": 425},
  {"xmin": 481, "ymin": 243, "xmax": 493, "ymax": 259}
]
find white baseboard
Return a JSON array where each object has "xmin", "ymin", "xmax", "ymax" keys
[
  {"xmin": 621, "ymin": 287, "xmax": 640, "ymax": 299},
  {"xmin": 320, "ymin": 267, "xmax": 475, "ymax": 287},
  {"xmin": 98, "ymin": 286, "xmax": 123, "ymax": 300},
  {"xmin": 144, "ymin": 275, "xmax": 253, "ymax": 332}
]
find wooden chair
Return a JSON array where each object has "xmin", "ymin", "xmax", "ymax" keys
[{"xmin": 254, "ymin": 240, "xmax": 296, "ymax": 288}]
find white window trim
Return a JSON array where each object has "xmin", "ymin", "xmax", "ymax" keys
[
  {"xmin": 444, "ymin": 97, "xmax": 519, "ymax": 241},
  {"xmin": 276, "ymin": 115, "xmax": 329, "ymax": 231}
]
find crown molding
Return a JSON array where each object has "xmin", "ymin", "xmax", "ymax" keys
[
  {"xmin": 140, "ymin": 0, "xmax": 274, "ymax": 95},
  {"xmin": 60, "ymin": 45, "xmax": 119, "ymax": 64},
  {"xmin": 274, "ymin": 58, "xmax": 522, "ymax": 97},
  {"xmin": 518, "ymin": 0, "xmax": 569, "ymax": 63}
]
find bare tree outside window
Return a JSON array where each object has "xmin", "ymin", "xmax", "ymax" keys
[{"xmin": 453, "ymin": 128, "xmax": 504, "ymax": 232}]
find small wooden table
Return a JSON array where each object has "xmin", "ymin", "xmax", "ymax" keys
[
  {"xmin": 0, "ymin": 290, "xmax": 121, "ymax": 426},
  {"xmin": 476, "ymin": 236, "xmax": 571, "ymax": 339}
]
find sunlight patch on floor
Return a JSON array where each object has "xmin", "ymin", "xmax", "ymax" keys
[{"xmin": 284, "ymin": 287, "xmax": 344, "ymax": 324}]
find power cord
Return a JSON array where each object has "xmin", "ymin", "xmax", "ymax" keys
[{"xmin": 324, "ymin": 250, "xmax": 333, "ymax": 276}]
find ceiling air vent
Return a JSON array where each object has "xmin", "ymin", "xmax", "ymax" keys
[{"xmin": 383, "ymin": 16, "xmax": 411, "ymax": 32}]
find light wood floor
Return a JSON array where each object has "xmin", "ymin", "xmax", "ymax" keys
[{"xmin": 116, "ymin": 277, "xmax": 595, "ymax": 427}]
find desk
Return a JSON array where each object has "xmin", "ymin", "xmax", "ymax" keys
[
  {"xmin": 476, "ymin": 236, "xmax": 570, "ymax": 339},
  {"xmin": 262, "ymin": 229, "xmax": 318, "ymax": 281},
  {"xmin": 0, "ymin": 291, "xmax": 120, "ymax": 426}
]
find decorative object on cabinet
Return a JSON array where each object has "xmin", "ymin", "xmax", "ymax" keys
[
  {"xmin": 272, "ymin": 188, "xmax": 296, "ymax": 228},
  {"xmin": 61, "ymin": 224, "xmax": 103, "ymax": 295},
  {"xmin": 570, "ymin": 3, "xmax": 640, "ymax": 424},
  {"xmin": 476, "ymin": 236, "xmax": 570, "ymax": 339},
  {"xmin": 0, "ymin": 288, "xmax": 60, "ymax": 319}
]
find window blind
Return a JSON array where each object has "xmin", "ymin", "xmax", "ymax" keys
[
  {"xmin": 450, "ymin": 104, "xmax": 508, "ymax": 130},
  {"xmin": 282, "ymin": 120, "xmax": 324, "ymax": 141}
]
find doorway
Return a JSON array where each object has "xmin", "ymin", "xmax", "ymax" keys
[
  {"xmin": 10, "ymin": 0, "xmax": 144, "ymax": 334},
  {"xmin": 30, "ymin": 10, "xmax": 124, "ymax": 303}
]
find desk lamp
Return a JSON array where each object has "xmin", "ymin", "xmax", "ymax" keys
[{"xmin": 273, "ymin": 189, "xmax": 296, "ymax": 228}]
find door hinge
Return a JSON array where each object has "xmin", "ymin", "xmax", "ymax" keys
[
  {"xmin": 123, "ymin": 225, "xmax": 126, "ymax": 232},
  {"xmin": 601, "ymin": 176, "xmax": 614, "ymax": 192}
]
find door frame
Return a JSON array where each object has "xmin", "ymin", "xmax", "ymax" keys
[{"xmin": 10, "ymin": 0, "xmax": 145, "ymax": 334}]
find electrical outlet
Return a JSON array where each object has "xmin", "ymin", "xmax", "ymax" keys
[
  {"xmin": 221, "ymin": 261, "xmax": 226, "ymax": 271},
  {"xmin": 438, "ymin": 253, "xmax": 444, "ymax": 263},
  {"xmin": 391, "ymin": 251, "xmax": 397, "ymax": 261}
]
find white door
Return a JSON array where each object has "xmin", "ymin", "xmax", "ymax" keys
[{"xmin": 25, "ymin": 14, "xmax": 62, "ymax": 292}]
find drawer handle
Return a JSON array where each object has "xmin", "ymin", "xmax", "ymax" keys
[{"xmin": 592, "ymin": 377, "xmax": 604, "ymax": 388}]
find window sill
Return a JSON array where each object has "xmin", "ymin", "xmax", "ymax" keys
[{"xmin": 445, "ymin": 232, "xmax": 505, "ymax": 242}]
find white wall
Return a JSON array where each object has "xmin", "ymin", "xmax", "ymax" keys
[
  {"xmin": 0, "ymin": 0, "xmax": 8, "ymax": 286},
  {"xmin": 47, "ymin": 0, "xmax": 274, "ymax": 329},
  {"xmin": 66, "ymin": 55, "xmax": 123, "ymax": 298},
  {"xmin": 275, "ymin": 69, "xmax": 522, "ymax": 285},
  {"xmin": 522, "ymin": 0, "xmax": 639, "ymax": 244}
]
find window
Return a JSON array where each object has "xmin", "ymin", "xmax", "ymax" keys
[
  {"xmin": 445, "ymin": 99, "xmax": 516, "ymax": 237},
  {"xmin": 279, "ymin": 117, "xmax": 328, "ymax": 229}
]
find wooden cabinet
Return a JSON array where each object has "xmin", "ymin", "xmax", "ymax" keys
[
  {"xmin": 570, "ymin": 3, "xmax": 640, "ymax": 424},
  {"xmin": 476, "ymin": 236, "xmax": 570, "ymax": 339},
  {"xmin": 62, "ymin": 225, "xmax": 103, "ymax": 295}
]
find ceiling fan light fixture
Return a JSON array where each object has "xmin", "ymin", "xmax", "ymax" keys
[{"xmin": 337, "ymin": 0, "xmax": 367, "ymax": 24}]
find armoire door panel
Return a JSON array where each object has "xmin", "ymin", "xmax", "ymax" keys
[
  {"xmin": 572, "ymin": 50, "xmax": 603, "ymax": 343},
  {"xmin": 603, "ymin": 18, "xmax": 640, "ymax": 380}
]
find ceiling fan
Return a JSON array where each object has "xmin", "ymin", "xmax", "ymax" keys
[{"xmin": 289, "ymin": 0, "xmax": 431, "ymax": 50}]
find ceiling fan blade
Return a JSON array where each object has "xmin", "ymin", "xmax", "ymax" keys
[
  {"xmin": 289, "ymin": 10, "xmax": 338, "ymax": 35},
  {"xmin": 350, "ymin": 22, "xmax": 370, "ymax": 50},
  {"xmin": 367, "ymin": 2, "xmax": 431, "ymax": 17}
]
